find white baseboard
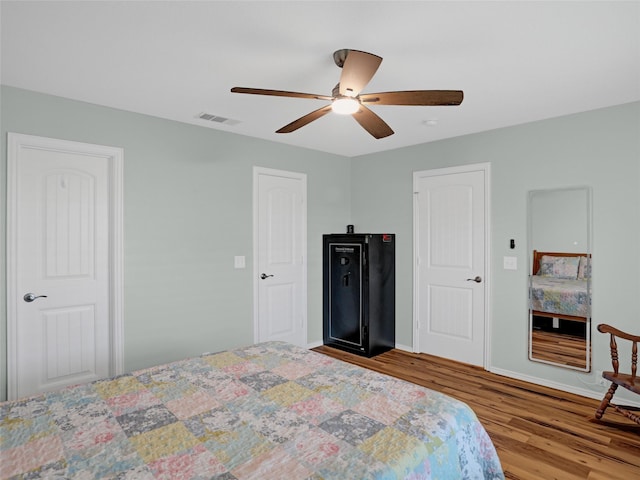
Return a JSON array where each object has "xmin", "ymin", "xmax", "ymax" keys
[
  {"xmin": 489, "ymin": 366, "xmax": 640, "ymax": 408},
  {"xmin": 394, "ymin": 343, "xmax": 413, "ymax": 353},
  {"xmin": 306, "ymin": 341, "xmax": 413, "ymax": 351}
]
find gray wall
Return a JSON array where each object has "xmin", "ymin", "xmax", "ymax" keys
[
  {"xmin": 351, "ymin": 101, "xmax": 640, "ymax": 401},
  {"xmin": 529, "ymin": 188, "xmax": 589, "ymax": 253},
  {"xmin": 2, "ymin": 85, "xmax": 639, "ymax": 404},
  {"xmin": 0, "ymin": 86, "xmax": 351, "ymax": 401}
]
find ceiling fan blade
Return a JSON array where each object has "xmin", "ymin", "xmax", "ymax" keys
[
  {"xmin": 339, "ymin": 50, "xmax": 382, "ymax": 97},
  {"xmin": 231, "ymin": 87, "xmax": 333, "ymax": 101},
  {"xmin": 276, "ymin": 105, "xmax": 333, "ymax": 134},
  {"xmin": 352, "ymin": 105, "xmax": 394, "ymax": 139},
  {"xmin": 360, "ymin": 90, "xmax": 464, "ymax": 106}
]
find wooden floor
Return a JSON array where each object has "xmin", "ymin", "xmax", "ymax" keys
[
  {"xmin": 312, "ymin": 345, "xmax": 640, "ymax": 480},
  {"xmin": 531, "ymin": 330, "xmax": 589, "ymax": 370}
]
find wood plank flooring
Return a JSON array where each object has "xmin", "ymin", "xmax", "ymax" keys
[
  {"xmin": 531, "ymin": 330, "xmax": 589, "ymax": 370},
  {"xmin": 312, "ymin": 345, "xmax": 640, "ymax": 480}
]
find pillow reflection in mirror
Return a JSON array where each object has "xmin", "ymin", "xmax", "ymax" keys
[{"xmin": 539, "ymin": 255, "xmax": 580, "ymax": 279}]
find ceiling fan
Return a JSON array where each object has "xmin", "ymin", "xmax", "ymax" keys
[{"xmin": 231, "ymin": 49, "xmax": 463, "ymax": 139}]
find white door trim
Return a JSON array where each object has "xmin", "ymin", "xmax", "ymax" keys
[
  {"xmin": 412, "ymin": 162, "xmax": 492, "ymax": 369},
  {"xmin": 252, "ymin": 166, "xmax": 308, "ymax": 345},
  {"xmin": 6, "ymin": 133, "xmax": 124, "ymax": 400}
]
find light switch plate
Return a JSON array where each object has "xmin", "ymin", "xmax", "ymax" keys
[
  {"xmin": 234, "ymin": 256, "xmax": 246, "ymax": 269},
  {"xmin": 503, "ymin": 256, "xmax": 517, "ymax": 270}
]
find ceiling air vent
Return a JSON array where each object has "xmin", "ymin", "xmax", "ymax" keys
[{"xmin": 197, "ymin": 112, "xmax": 241, "ymax": 126}]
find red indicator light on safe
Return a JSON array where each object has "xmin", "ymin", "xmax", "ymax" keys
[{"xmin": 382, "ymin": 234, "xmax": 392, "ymax": 242}]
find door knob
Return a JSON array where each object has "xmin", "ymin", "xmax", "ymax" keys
[
  {"xmin": 466, "ymin": 276, "xmax": 482, "ymax": 283},
  {"xmin": 23, "ymin": 293, "xmax": 48, "ymax": 303},
  {"xmin": 260, "ymin": 273, "xmax": 274, "ymax": 280}
]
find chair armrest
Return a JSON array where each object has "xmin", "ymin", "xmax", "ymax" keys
[{"xmin": 597, "ymin": 324, "xmax": 640, "ymax": 343}]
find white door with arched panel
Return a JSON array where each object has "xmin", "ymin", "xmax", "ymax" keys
[
  {"xmin": 7, "ymin": 133, "xmax": 124, "ymax": 400},
  {"xmin": 253, "ymin": 167, "xmax": 307, "ymax": 347}
]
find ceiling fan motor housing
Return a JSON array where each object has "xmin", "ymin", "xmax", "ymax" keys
[{"xmin": 333, "ymin": 49, "xmax": 351, "ymax": 68}]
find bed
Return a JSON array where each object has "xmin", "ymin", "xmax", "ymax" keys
[
  {"xmin": 1, "ymin": 341, "xmax": 503, "ymax": 479},
  {"xmin": 529, "ymin": 250, "xmax": 591, "ymax": 322}
]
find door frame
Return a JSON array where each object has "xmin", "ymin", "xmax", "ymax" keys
[
  {"xmin": 412, "ymin": 162, "xmax": 492, "ymax": 369},
  {"xmin": 6, "ymin": 133, "xmax": 124, "ymax": 400},
  {"xmin": 252, "ymin": 166, "xmax": 307, "ymax": 345}
]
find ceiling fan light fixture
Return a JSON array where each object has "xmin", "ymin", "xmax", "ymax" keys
[
  {"xmin": 231, "ymin": 49, "xmax": 463, "ymax": 138},
  {"xmin": 332, "ymin": 97, "xmax": 360, "ymax": 115}
]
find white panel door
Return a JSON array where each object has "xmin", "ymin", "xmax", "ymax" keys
[
  {"xmin": 254, "ymin": 167, "xmax": 307, "ymax": 346},
  {"xmin": 7, "ymin": 134, "xmax": 123, "ymax": 400},
  {"xmin": 414, "ymin": 165, "xmax": 488, "ymax": 367}
]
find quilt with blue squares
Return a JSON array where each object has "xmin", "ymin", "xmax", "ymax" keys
[{"xmin": 1, "ymin": 341, "xmax": 503, "ymax": 479}]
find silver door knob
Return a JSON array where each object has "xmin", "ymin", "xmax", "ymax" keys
[
  {"xmin": 24, "ymin": 293, "xmax": 48, "ymax": 302},
  {"xmin": 260, "ymin": 273, "xmax": 274, "ymax": 280},
  {"xmin": 466, "ymin": 276, "xmax": 482, "ymax": 283}
]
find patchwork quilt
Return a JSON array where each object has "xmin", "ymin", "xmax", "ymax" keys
[
  {"xmin": 1, "ymin": 341, "xmax": 504, "ymax": 479},
  {"xmin": 530, "ymin": 275, "xmax": 590, "ymax": 317}
]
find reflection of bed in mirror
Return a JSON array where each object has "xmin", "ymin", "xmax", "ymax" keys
[
  {"xmin": 529, "ymin": 250, "xmax": 591, "ymax": 370},
  {"xmin": 530, "ymin": 250, "xmax": 590, "ymax": 322}
]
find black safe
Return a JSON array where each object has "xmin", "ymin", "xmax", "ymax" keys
[{"xmin": 323, "ymin": 233, "xmax": 395, "ymax": 357}]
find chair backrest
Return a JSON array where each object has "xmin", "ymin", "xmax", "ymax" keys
[{"xmin": 597, "ymin": 324, "xmax": 639, "ymax": 378}]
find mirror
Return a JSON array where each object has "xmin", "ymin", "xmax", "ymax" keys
[{"xmin": 528, "ymin": 187, "xmax": 592, "ymax": 372}]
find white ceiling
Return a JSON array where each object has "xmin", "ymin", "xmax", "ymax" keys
[{"xmin": 2, "ymin": 1, "xmax": 639, "ymax": 157}]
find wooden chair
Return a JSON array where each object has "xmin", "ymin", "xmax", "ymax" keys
[{"xmin": 595, "ymin": 324, "xmax": 640, "ymax": 425}]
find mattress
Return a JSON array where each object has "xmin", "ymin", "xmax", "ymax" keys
[
  {"xmin": 1, "ymin": 341, "xmax": 503, "ymax": 479},
  {"xmin": 530, "ymin": 275, "xmax": 590, "ymax": 318}
]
